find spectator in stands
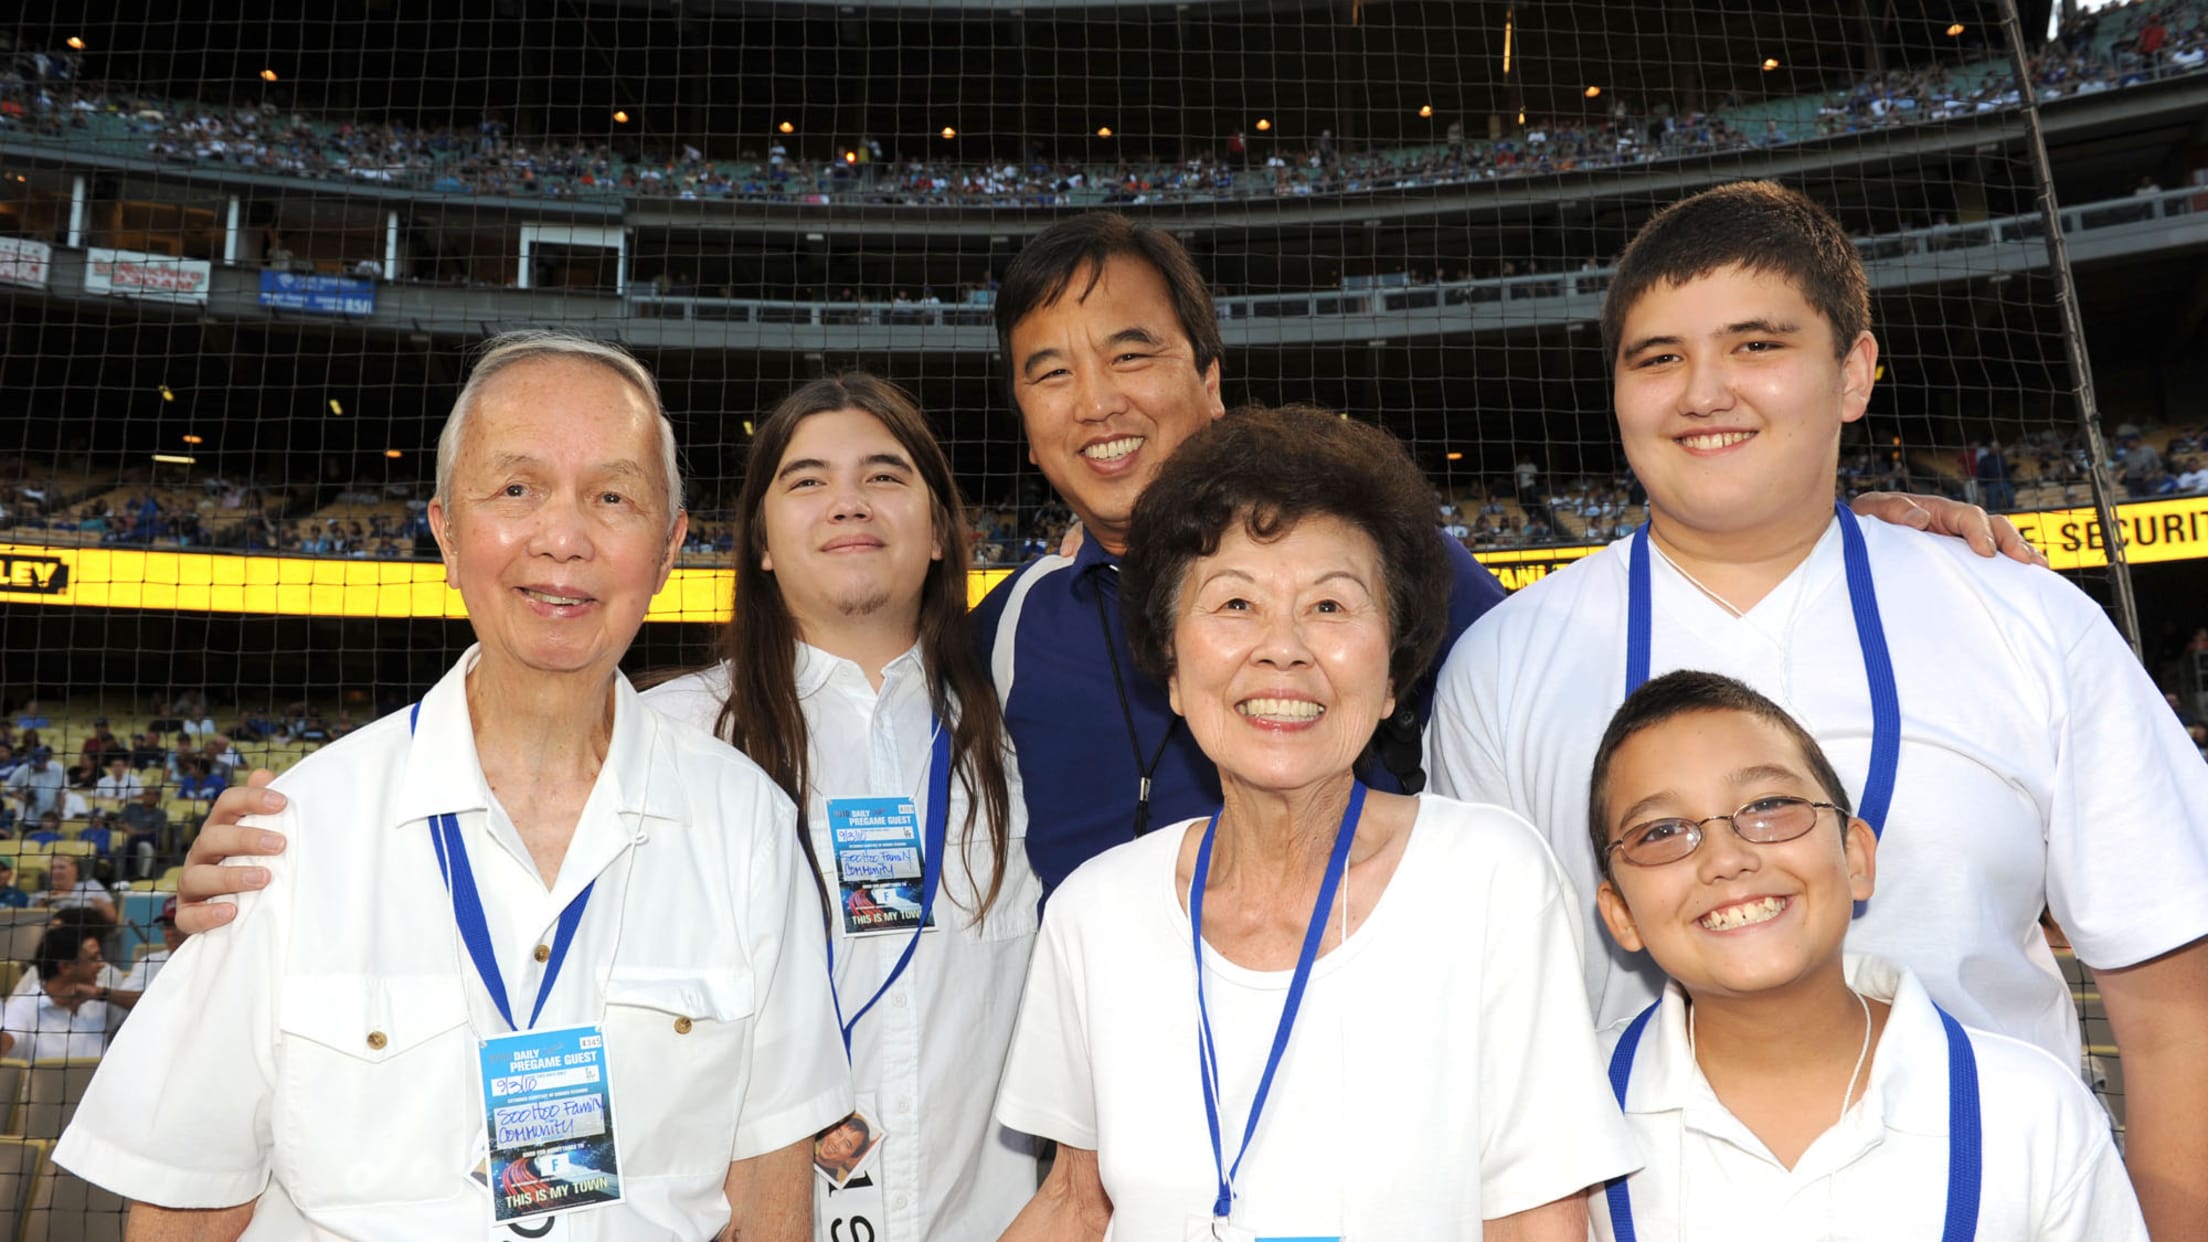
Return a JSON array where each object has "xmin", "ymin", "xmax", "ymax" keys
[
  {"xmin": 119, "ymin": 788, "xmax": 168, "ymax": 878},
  {"xmin": 79, "ymin": 718, "xmax": 119, "ymax": 768},
  {"xmin": 5, "ymin": 745, "xmax": 65, "ymax": 819},
  {"xmin": 59, "ymin": 330, "xmax": 847, "ymax": 1239},
  {"xmin": 129, "ymin": 729, "xmax": 166, "ymax": 770},
  {"xmin": 0, "ymin": 742, "xmax": 20, "ymax": 784},
  {"xmin": 175, "ymin": 756, "xmax": 227, "ymax": 803},
  {"xmin": 204, "ymin": 734, "xmax": 241, "ymax": 772},
  {"xmin": 1428, "ymin": 181, "xmax": 2208, "ymax": 1238},
  {"xmin": 34, "ymin": 853, "xmax": 117, "ymax": 923},
  {"xmin": 0, "ymin": 860, "xmax": 26, "ymax": 908},
  {"xmin": 0, "ymin": 924, "xmax": 121, "ymax": 1060},
  {"xmin": 2120, "ymin": 433, "xmax": 2164, "ymax": 497},
  {"xmin": 93, "ymin": 754, "xmax": 141, "ymax": 802},
  {"xmin": 119, "ymin": 899, "xmax": 184, "ymax": 993},
  {"xmin": 996, "ymin": 406, "xmax": 1636, "ymax": 1236}
]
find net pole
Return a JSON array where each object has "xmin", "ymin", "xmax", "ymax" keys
[{"xmin": 1995, "ymin": 0, "xmax": 2142, "ymax": 653}]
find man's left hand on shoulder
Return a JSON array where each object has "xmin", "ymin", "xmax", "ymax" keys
[{"xmin": 1851, "ymin": 492, "xmax": 2049, "ymax": 568}]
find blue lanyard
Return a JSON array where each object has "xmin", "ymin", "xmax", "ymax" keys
[
  {"xmin": 826, "ymin": 719, "xmax": 953, "ymax": 1059},
  {"xmin": 409, "ymin": 702, "xmax": 596, "ymax": 1033},
  {"xmin": 1626, "ymin": 500, "xmax": 1903, "ymax": 835},
  {"xmin": 1602, "ymin": 996, "xmax": 1981, "ymax": 1240},
  {"xmin": 1190, "ymin": 780, "xmax": 1365, "ymax": 1222}
]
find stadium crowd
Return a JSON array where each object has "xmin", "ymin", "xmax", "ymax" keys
[{"xmin": 3, "ymin": 0, "xmax": 2204, "ymax": 214}]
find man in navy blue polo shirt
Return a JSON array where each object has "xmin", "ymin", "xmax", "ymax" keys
[
  {"xmin": 975, "ymin": 213, "xmax": 2039, "ymax": 899},
  {"xmin": 974, "ymin": 215, "xmax": 1412, "ymax": 894}
]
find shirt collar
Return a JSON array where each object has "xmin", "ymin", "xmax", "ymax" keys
[
  {"xmin": 792, "ymin": 639, "xmax": 926, "ymax": 701},
  {"xmin": 1622, "ymin": 953, "xmax": 1949, "ymax": 1135},
  {"xmin": 389, "ymin": 644, "xmax": 686, "ymax": 833},
  {"xmin": 1072, "ymin": 530, "xmax": 1122, "ymax": 577}
]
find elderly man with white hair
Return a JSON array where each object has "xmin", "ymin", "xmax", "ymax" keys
[{"xmin": 55, "ymin": 331, "xmax": 851, "ymax": 1241}]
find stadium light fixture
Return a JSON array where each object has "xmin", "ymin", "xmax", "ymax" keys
[
  {"xmin": 384, "ymin": 449, "xmax": 404, "ymax": 460},
  {"xmin": 1585, "ymin": 86, "xmax": 1602, "ymax": 98},
  {"xmin": 1948, "ymin": 22, "xmax": 1966, "ymax": 36},
  {"xmin": 328, "ymin": 399, "xmax": 344, "ymax": 416},
  {"xmin": 66, "ymin": 37, "xmax": 87, "ymax": 50},
  {"xmin": 1446, "ymin": 451, "xmax": 1465, "ymax": 461},
  {"xmin": 1502, "ymin": 11, "xmax": 1515, "ymax": 73},
  {"xmin": 778, "ymin": 121, "xmax": 795, "ymax": 134},
  {"xmin": 159, "ymin": 385, "xmax": 175, "ymax": 402},
  {"xmin": 260, "ymin": 69, "xmax": 279, "ymax": 82},
  {"xmin": 152, "ymin": 455, "xmax": 195, "ymax": 465},
  {"xmin": 1418, "ymin": 105, "xmax": 1434, "ymax": 119},
  {"xmin": 1097, "ymin": 126, "xmax": 1114, "ymax": 138},
  {"xmin": 613, "ymin": 110, "xmax": 630, "ymax": 124},
  {"xmin": 1761, "ymin": 57, "xmax": 1780, "ymax": 71},
  {"xmin": 940, "ymin": 127, "xmax": 957, "ymax": 139},
  {"xmin": 742, "ymin": 420, "xmax": 756, "ymax": 437},
  {"xmin": 1256, "ymin": 118, "xmax": 1272, "ymax": 132},
  {"xmin": 843, "ymin": 150, "xmax": 858, "ymax": 164},
  {"xmin": 181, "ymin": 434, "xmax": 204, "ymax": 446}
]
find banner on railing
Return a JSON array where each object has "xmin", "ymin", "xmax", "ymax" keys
[
  {"xmin": 85, "ymin": 248, "xmax": 212, "ymax": 304},
  {"xmin": 0, "ymin": 236, "xmax": 52, "ymax": 290},
  {"xmin": 257, "ymin": 270, "xmax": 377, "ymax": 316}
]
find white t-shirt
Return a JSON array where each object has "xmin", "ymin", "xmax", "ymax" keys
[
  {"xmin": 94, "ymin": 772, "xmax": 143, "ymax": 801},
  {"xmin": 995, "ymin": 796, "xmax": 1639, "ymax": 1239},
  {"xmin": 646, "ymin": 646, "xmax": 1044, "ymax": 1242},
  {"xmin": 1429, "ymin": 518, "xmax": 2208, "ymax": 1064},
  {"xmin": 12, "ymin": 964, "xmax": 130, "ymax": 998},
  {"xmin": 37, "ymin": 881, "xmax": 115, "ymax": 914},
  {"xmin": 1593, "ymin": 956, "xmax": 2145, "ymax": 1240},
  {"xmin": 56, "ymin": 647, "xmax": 853, "ymax": 1240},
  {"xmin": 120, "ymin": 948, "xmax": 171, "ymax": 995},
  {"xmin": 0, "ymin": 992, "xmax": 116, "ymax": 1061}
]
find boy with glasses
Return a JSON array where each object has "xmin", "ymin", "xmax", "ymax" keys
[{"xmin": 1587, "ymin": 670, "xmax": 2143, "ymax": 1240}]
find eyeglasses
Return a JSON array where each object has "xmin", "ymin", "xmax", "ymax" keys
[{"xmin": 1605, "ymin": 796, "xmax": 1843, "ymax": 869}]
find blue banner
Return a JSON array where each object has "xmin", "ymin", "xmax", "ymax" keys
[{"xmin": 257, "ymin": 270, "xmax": 376, "ymax": 316}]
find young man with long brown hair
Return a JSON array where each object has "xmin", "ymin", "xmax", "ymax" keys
[{"xmin": 646, "ymin": 373, "xmax": 1042, "ymax": 1242}]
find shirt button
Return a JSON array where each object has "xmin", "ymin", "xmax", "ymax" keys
[
  {"xmin": 674, "ymin": 1016, "xmax": 694, "ymax": 1035},
  {"xmin": 366, "ymin": 1030, "xmax": 387, "ymax": 1050},
  {"xmin": 893, "ymin": 1194, "xmax": 909, "ymax": 1209},
  {"xmin": 533, "ymin": 944, "xmax": 550, "ymax": 963},
  {"xmin": 891, "ymin": 993, "xmax": 907, "ymax": 1008}
]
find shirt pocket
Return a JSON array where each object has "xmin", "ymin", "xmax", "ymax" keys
[
  {"xmin": 601, "ymin": 966, "xmax": 757, "ymax": 1177},
  {"xmin": 273, "ymin": 973, "xmax": 476, "ymax": 1210}
]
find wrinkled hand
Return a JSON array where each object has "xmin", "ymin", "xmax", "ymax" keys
[
  {"xmin": 174, "ymin": 770, "xmax": 289, "ymax": 935},
  {"xmin": 1849, "ymin": 491, "xmax": 2047, "ymax": 568}
]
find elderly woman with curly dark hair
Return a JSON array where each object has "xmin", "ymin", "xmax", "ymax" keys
[{"xmin": 994, "ymin": 405, "xmax": 1636, "ymax": 1242}]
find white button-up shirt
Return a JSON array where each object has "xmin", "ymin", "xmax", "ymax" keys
[
  {"xmin": 648, "ymin": 643, "xmax": 1043, "ymax": 1241},
  {"xmin": 1593, "ymin": 956, "xmax": 2145, "ymax": 1240},
  {"xmin": 56, "ymin": 647, "xmax": 853, "ymax": 1240}
]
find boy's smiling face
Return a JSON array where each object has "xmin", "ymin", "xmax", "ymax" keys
[
  {"xmin": 1612, "ymin": 263, "xmax": 1877, "ymax": 549},
  {"xmin": 1596, "ymin": 707, "xmax": 1877, "ymax": 1005}
]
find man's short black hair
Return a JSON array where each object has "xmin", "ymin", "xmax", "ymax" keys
[
  {"xmin": 1600, "ymin": 180, "xmax": 1870, "ymax": 365},
  {"xmin": 1120, "ymin": 404, "xmax": 1452, "ymax": 702},
  {"xmin": 1587, "ymin": 670, "xmax": 1854, "ymax": 882},
  {"xmin": 34, "ymin": 924, "xmax": 93, "ymax": 985},
  {"xmin": 993, "ymin": 213, "xmax": 1224, "ymax": 380}
]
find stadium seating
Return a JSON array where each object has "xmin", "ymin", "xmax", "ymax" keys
[
  {"xmin": 13, "ymin": 1060, "xmax": 100, "ymax": 1143},
  {"xmin": 0, "ymin": 1136, "xmax": 57, "ymax": 1242}
]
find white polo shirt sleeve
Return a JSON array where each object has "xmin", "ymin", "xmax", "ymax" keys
[
  {"xmin": 992, "ymin": 902, "xmax": 1099, "ymax": 1151},
  {"xmin": 53, "ymin": 808, "xmax": 293, "ymax": 1208},
  {"xmin": 1472, "ymin": 816, "xmax": 1635, "ymax": 1217},
  {"xmin": 2040, "ymin": 583, "xmax": 2208, "ymax": 970},
  {"xmin": 727, "ymin": 786, "xmax": 854, "ymax": 1160}
]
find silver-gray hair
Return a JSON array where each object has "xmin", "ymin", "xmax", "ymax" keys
[{"xmin": 434, "ymin": 330, "xmax": 684, "ymax": 528}]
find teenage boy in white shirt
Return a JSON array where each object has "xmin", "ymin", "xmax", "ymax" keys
[
  {"xmin": 1585, "ymin": 670, "xmax": 2144, "ymax": 1240},
  {"xmin": 1427, "ymin": 180, "xmax": 2208, "ymax": 1235}
]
